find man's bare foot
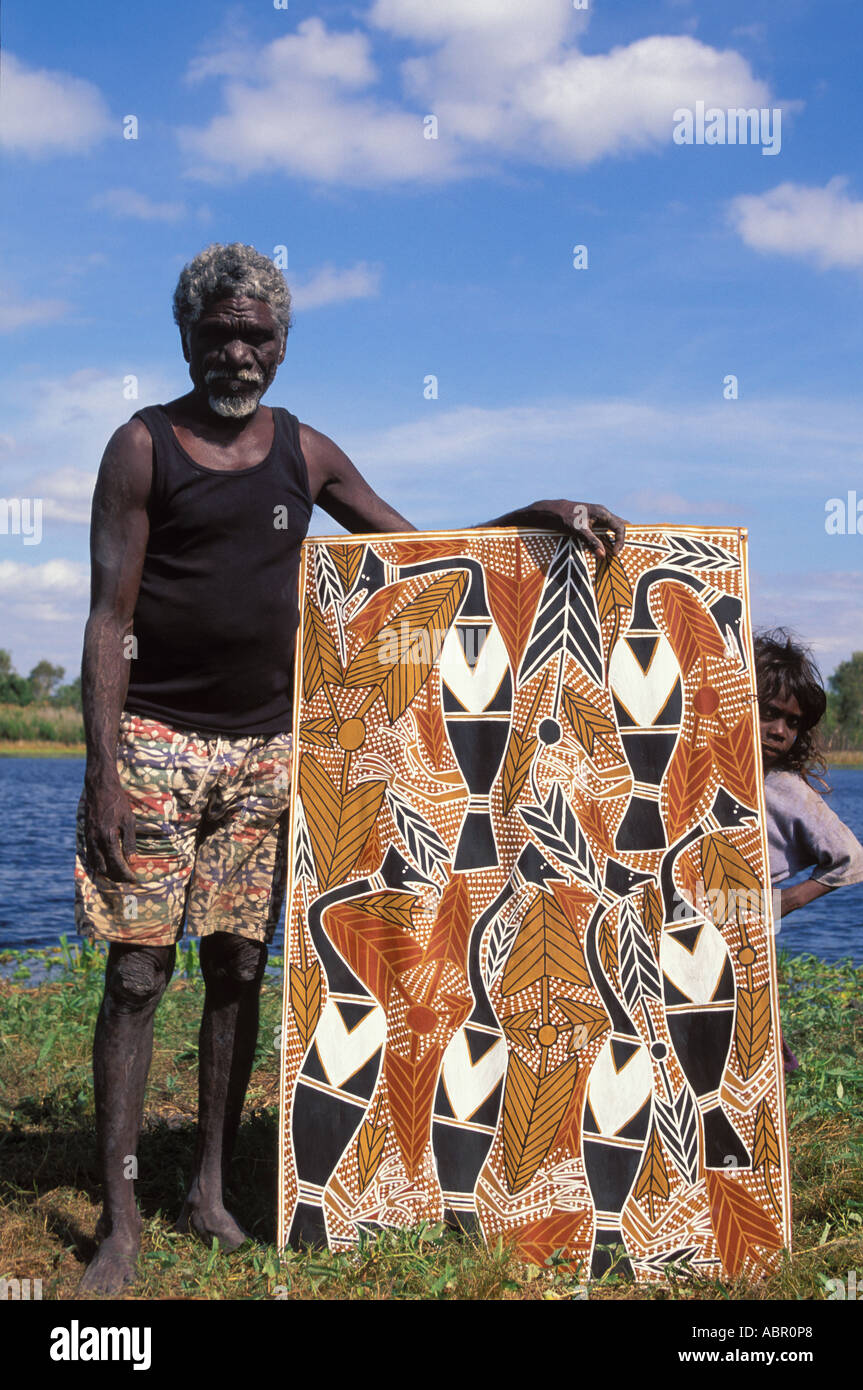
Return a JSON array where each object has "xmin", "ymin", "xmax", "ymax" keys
[
  {"xmin": 177, "ymin": 1186, "xmax": 249, "ymax": 1251},
  {"xmin": 78, "ymin": 1215, "xmax": 142, "ymax": 1295}
]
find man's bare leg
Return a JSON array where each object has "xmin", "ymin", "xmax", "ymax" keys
[
  {"xmin": 79, "ymin": 942, "xmax": 175, "ymax": 1294},
  {"xmin": 178, "ymin": 932, "xmax": 266, "ymax": 1248}
]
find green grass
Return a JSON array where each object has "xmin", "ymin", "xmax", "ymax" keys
[
  {"xmin": 1, "ymin": 942, "xmax": 860, "ymax": 1300},
  {"xmin": 0, "ymin": 703, "xmax": 84, "ymax": 746}
]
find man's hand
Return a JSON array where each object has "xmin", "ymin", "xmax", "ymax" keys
[
  {"xmin": 84, "ymin": 773, "xmax": 138, "ymax": 883},
  {"xmin": 480, "ymin": 500, "xmax": 626, "ymax": 559}
]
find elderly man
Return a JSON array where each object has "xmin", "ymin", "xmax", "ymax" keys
[{"xmin": 75, "ymin": 242, "xmax": 625, "ymax": 1293}]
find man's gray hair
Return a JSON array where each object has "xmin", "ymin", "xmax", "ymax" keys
[{"xmin": 173, "ymin": 243, "xmax": 293, "ymax": 343}]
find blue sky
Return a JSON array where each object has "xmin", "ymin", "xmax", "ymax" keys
[{"xmin": 1, "ymin": 0, "xmax": 862, "ymax": 680}]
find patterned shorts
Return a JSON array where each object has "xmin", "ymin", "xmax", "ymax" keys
[{"xmin": 75, "ymin": 714, "xmax": 293, "ymax": 947}]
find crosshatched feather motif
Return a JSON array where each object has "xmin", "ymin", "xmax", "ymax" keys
[{"xmin": 278, "ymin": 527, "xmax": 790, "ymax": 1282}]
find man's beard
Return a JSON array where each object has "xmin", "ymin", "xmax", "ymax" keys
[{"xmin": 205, "ymin": 370, "xmax": 266, "ymax": 419}]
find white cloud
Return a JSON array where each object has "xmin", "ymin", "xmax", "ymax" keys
[
  {"xmin": 0, "ymin": 367, "xmax": 178, "ymax": 482},
  {"xmin": 32, "ymin": 468, "xmax": 97, "ymax": 526},
  {"xmin": 728, "ymin": 178, "xmax": 863, "ymax": 270},
  {"xmin": 91, "ymin": 188, "xmax": 188, "ymax": 222},
  {"xmin": 181, "ymin": 17, "xmax": 452, "ymax": 185},
  {"xmin": 0, "ymin": 287, "xmax": 69, "ymax": 333},
  {"xmin": 180, "ymin": 12, "xmax": 774, "ymax": 185},
  {"xmin": 291, "ymin": 263, "xmax": 382, "ymax": 311},
  {"xmin": 751, "ymin": 569, "xmax": 863, "ymax": 678},
  {"xmin": 0, "ymin": 558, "xmax": 89, "ymax": 598},
  {"xmin": 0, "ymin": 53, "xmax": 112, "ymax": 157},
  {"xmin": 346, "ymin": 397, "xmax": 863, "ymax": 486},
  {"xmin": 0, "ymin": 560, "xmax": 90, "ymax": 671}
]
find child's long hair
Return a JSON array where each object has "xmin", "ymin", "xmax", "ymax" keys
[{"xmin": 753, "ymin": 628, "xmax": 828, "ymax": 785}]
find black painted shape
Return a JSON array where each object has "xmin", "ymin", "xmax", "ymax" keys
[
  {"xmin": 616, "ymin": 1095, "xmax": 652, "ymax": 1142},
  {"xmin": 301, "ymin": 1042, "xmax": 329, "ymax": 1086},
  {"xmin": 518, "ymin": 842, "xmax": 565, "ymax": 887},
  {"xmin": 662, "ymin": 973, "xmax": 692, "ymax": 1007},
  {"xmin": 349, "ymin": 547, "xmax": 385, "ymax": 601},
  {"xmin": 445, "ymin": 718, "xmax": 509, "ymax": 791},
  {"xmin": 380, "ymin": 843, "xmax": 435, "ymax": 891},
  {"xmin": 291, "ymin": 1079, "xmax": 366, "ymax": 1187},
  {"xmin": 343, "ymin": 1047, "xmax": 384, "ymax": 1102},
  {"xmin": 432, "ymin": 1120, "xmax": 496, "ymax": 1199},
  {"xmin": 310, "ymin": 879, "xmax": 375, "ymax": 997},
  {"xmin": 610, "ymin": 1036, "xmax": 641, "ymax": 1071},
  {"xmin": 712, "ymin": 955, "xmax": 736, "ymax": 1003},
  {"xmin": 457, "ymin": 623, "xmax": 490, "ymax": 670},
  {"xmin": 630, "ymin": 567, "xmax": 704, "ymax": 628},
  {"xmin": 604, "ymin": 857, "xmax": 656, "ymax": 899},
  {"xmin": 615, "ymin": 795, "xmax": 666, "ymax": 852},
  {"xmin": 583, "ymin": 1137, "xmax": 642, "ymax": 1213},
  {"xmin": 334, "ymin": 999, "xmax": 376, "ymax": 1031},
  {"xmin": 470, "ymin": 1078, "xmax": 503, "ymax": 1128},
  {"xmin": 591, "ymin": 1228, "xmax": 633, "ymax": 1279},
  {"xmin": 443, "ymin": 1209, "xmax": 480, "ymax": 1234},
  {"xmin": 710, "ymin": 593, "xmax": 745, "ymax": 666},
  {"xmin": 582, "ymin": 1096, "xmax": 600, "ymax": 1135},
  {"xmin": 667, "ymin": 1009, "xmax": 734, "ymax": 1095},
  {"xmin": 656, "ymin": 679, "xmax": 683, "ymax": 726},
  {"xmin": 668, "ymin": 923, "xmax": 704, "ymax": 954},
  {"xmin": 465, "ymin": 1027, "xmax": 500, "ymax": 1065},
  {"xmin": 585, "ymin": 904, "xmax": 639, "ymax": 1038},
  {"xmin": 659, "ymin": 824, "xmax": 702, "ymax": 919},
  {"xmin": 619, "ymin": 728, "xmax": 678, "ymax": 781},
  {"xmin": 288, "ymin": 1201, "xmax": 328, "ymax": 1250},
  {"xmin": 400, "ymin": 556, "xmax": 489, "ymax": 619},
  {"xmin": 711, "ymin": 785, "xmax": 757, "ymax": 829},
  {"xmin": 453, "ymin": 810, "xmax": 499, "ymax": 871},
  {"xmin": 433, "ymin": 1075, "xmax": 455, "ymax": 1120},
  {"xmin": 626, "ymin": 634, "xmax": 659, "ymax": 671},
  {"xmin": 611, "ymin": 693, "xmax": 636, "ymax": 729},
  {"xmin": 484, "ymin": 669, "xmax": 514, "ymax": 714},
  {"xmin": 702, "ymin": 1105, "xmax": 751, "ymax": 1169}
]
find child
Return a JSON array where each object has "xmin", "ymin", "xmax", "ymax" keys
[{"xmin": 755, "ymin": 629, "xmax": 863, "ymax": 1070}]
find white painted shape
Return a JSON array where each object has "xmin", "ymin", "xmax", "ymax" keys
[
  {"xmin": 314, "ymin": 998, "xmax": 386, "ymax": 1089},
  {"xmin": 440, "ymin": 1028, "xmax": 507, "ymax": 1119},
  {"xmin": 439, "ymin": 622, "xmax": 509, "ymax": 713},
  {"xmin": 608, "ymin": 632, "xmax": 679, "ymax": 727},
  {"xmin": 660, "ymin": 917, "xmax": 729, "ymax": 1003},
  {"xmin": 586, "ymin": 1037, "xmax": 653, "ymax": 1136}
]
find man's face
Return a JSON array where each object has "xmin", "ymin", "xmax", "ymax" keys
[
  {"xmin": 184, "ymin": 296, "xmax": 286, "ymax": 419},
  {"xmin": 759, "ymin": 687, "xmax": 803, "ymax": 767}
]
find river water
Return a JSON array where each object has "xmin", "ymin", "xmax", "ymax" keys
[{"xmin": 1, "ymin": 757, "xmax": 861, "ymax": 965}]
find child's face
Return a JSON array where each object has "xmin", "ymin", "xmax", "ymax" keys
[{"xmin": 759, "ymin": 687, "xmax": 803, "ymax": 767}]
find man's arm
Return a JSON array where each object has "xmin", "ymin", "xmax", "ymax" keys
[
  {"xmin": 480, "ymin": 501, "xmax": 626, "ymax": 559},
  {"xmin": 300, "ymin": 424, "xmax": 416, "ymax": 534},
  {"xmin": 81, "ymin": 419, "xmax": 153, "ymax": 882},
  {"xmin": 300, "ymin": 426, "xmax": 626, "ymax": 554}
]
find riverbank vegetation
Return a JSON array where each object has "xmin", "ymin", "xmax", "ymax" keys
[{"xmin": 0, "ymin": 943, "xmax": 860, "ymax": 1301}]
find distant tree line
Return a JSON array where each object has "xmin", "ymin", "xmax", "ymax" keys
[
  {"xmin": 0, "ymin": 650, "xmax": 82, "ymax": 710},
  {"xmin": 822, "ymin": 652, "xmax": 863, "ymax": 751},
  {"xmin": 1, "ymin": 646, "xmax": 861, "ymax": 749}
]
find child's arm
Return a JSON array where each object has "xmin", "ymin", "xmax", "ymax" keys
[
  {"xmin": 765, "ymin": 770, "xmax": 863, "ymax": 917},
  {"xmin": 777, "ymin": 878, "xmax": 832, "ymax": 918}
]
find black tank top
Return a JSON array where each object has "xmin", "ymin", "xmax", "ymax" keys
[{"xmin": 124, "ymin": 404, "xmax": 313, "ymax": 736}]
